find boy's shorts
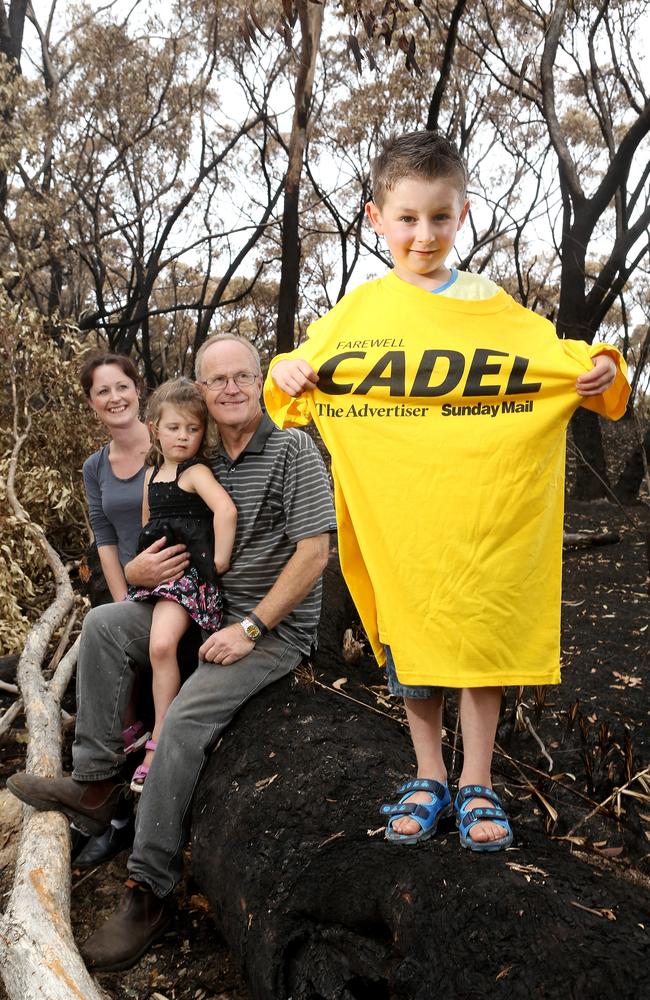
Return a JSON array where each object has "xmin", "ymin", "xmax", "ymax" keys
[{"xmin": 384, "ymin": 645, "xmax": 441, "ymax": 700}]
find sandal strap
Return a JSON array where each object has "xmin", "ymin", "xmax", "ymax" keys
[
  {"xmin": 380, "ymin": 802, "xmax": 436, "ymax": 821},
  {"xmin": 380, "ymin": 778, "xmax": 450, "ymax": 818},
  {"xmin": 122, "ymin": 721, "xmax": 144, "ymax": 743},
  {"xmin": 455, "ymin": 784, "xmax": 503, "ymax": 809},
  {"xmin": 397, "ymin": 778, "xmax": 447, "ymax": 799},
  {"xmin": 458, "ymin": 807, "xmax": 507, "ymax": 831},
  {"xmin": 132, "ymin": 762, "xmax": 151, "ymax": 782}
]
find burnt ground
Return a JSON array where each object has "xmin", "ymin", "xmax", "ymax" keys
[{"xmin": 0, "ymin": 496, "xmax": 649, "ymax": 999}]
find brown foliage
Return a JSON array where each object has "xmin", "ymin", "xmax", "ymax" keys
[{"xmin": 0, "ymin": 295, "xmax": 99, "ymax": 652}]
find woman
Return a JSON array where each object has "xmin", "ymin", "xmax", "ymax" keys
[
  {"xmin": 76, "ymin": 351, "xmax": 151, "ymax": 867},
  {"xmin": 80, "ymin": 353, "xmax": 151, "ymax": 600}
]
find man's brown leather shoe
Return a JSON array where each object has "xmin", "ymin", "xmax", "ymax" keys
[
  {"xmin": 80, "ymin": 880, "xmax": 174, "ymax": 971},
  {"xmin": 6, "ymin": 772, "xmax": 127, "ymax": 836}
]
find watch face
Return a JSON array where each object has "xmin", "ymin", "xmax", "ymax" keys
[{"xmin": 242, "ymin": 618, "xmax": 261, "ymax": 640}]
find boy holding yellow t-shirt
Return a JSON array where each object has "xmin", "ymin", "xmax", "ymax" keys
[{"xmin": 263, "ymin": 130, "xmax": 629, "ymax": 852}]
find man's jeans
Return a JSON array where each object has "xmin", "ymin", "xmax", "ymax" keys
[{"xmin": 72, "ymin": 601, "xmax": 301, "ymax": 897}]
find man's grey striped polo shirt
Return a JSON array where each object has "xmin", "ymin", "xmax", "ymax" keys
[{"xmin": 210, "ymin": 413, "xmax": 336, "ymax": 655}]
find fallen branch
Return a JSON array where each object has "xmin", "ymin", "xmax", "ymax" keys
[
  {"xmin": 44, "ymin": 610, "xmax": 78, "ymax": 680},
  {"xmin": 0, "ymin": 370, "xmax": 105, "ymax": 1000},
  {"xmin": 562, "ymin": 530, "xmax": 620, "ymax": 547},
  {"xmin": 48, "ymin": 637, "xmax": 79, "ymax": 703},
  {"xmin": 0, "ymin": 699, "xmax": 24, "ymax": 738}
]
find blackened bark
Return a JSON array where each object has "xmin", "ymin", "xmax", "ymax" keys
[
  {"xmin": 0, "ymin": 0, "xmax": 28, "ymax": 65},
  {"xmin": 615, "ymin": 422, "xmax": 650, "ymax": 503},
  {"xmin": 275, "ymin": 0, "xmax": 323, "ymax": 354},
  {"xmin": 569, "ymin": 408, "xmax": 610, "ymax": 501},
  {"xmin": 426, "ymin": 0, "xmax": 469, "ymax": 131}
]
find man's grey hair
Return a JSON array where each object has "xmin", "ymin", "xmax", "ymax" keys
[{"xmin": 194, "ymin": 334, "xmax": 262, "ymax": 380}]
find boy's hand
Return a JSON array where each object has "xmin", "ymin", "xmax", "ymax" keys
[
  {"xmin": 576, "ymin": 354, "xmax": 617, "ymax": 396},
  {"xmin": 272, "ymin": 359, "xmax": 318, "ymax": 397}
]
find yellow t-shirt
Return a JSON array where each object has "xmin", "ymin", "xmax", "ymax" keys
[{"xmin": 264, "ymin": 271, "xmax": 629, "ymax": 687}]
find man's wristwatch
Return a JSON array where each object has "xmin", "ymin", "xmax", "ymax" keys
[{"xmin": 240, "ymin": 612, "xmax": 268, "ymax": 643}]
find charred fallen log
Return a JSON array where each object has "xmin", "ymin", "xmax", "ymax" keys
[
  {"xmin": 192, "ymin": 561, "xmax": 650, "ymax": 1000},
  {"xmin": 562, "ymin": 529, "xmax": 620, "ymax": 547}
]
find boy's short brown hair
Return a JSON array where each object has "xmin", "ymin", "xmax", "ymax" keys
[{"xmin": 370, "ymin": 130, "xmax": 467, "ymax": 208}]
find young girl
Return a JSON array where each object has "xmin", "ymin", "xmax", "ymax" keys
[{"xmin": 127, "ymin": 377, "xmax": 237, "ymax": 793}]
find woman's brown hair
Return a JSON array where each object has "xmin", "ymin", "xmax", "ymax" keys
[{"xmin": 79, "ymin": 351, "xmax": 144, "ymax": 398}]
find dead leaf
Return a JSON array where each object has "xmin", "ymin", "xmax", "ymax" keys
[
  {"xmin": 188, "ymin": 894, "xmax": 210, "ymax": 911},
  {"xmin": 507, "ymin": 862, "xmax": 549, "ymax": 878},
  {"xmin": 255, "ymin": 773, "xmax": 278, "ymax": 790},
  {"xmin": 611, "ymin": 671, "xmax": 642, "ymax": 688},
  {"xmin": 595, "ymin": 846, "xmax": 624, "ymax": 858},
  {"xmin": 530, "ymin": 786, "xmax": 558, "ymax": 823},
  {"xmin": 342, "ymin": 628, "xmax": 364, "ymax": 662},
  {"xmin": 332, "ymin": 677, "xmax": 347, "ymax": 690},
  {"xmin": 496, "ymin": 964, "xmax": 513, "ymax": 981}
]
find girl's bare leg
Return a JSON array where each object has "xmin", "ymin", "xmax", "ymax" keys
[
  {"xmin": 458, "ymin": 686, "xmax": 504, "ymax": 843},
  {"xmin": 391, "ymin": 692, "xmax": 446, "ymax": 836},
  {"xmin": 142, "ymin": 600, "xmax": 192, "ymax": 769}
]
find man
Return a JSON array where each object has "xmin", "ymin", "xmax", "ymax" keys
[{"xmin": 8, "ymin": 334, "xmax": 336, "ymax": 970}]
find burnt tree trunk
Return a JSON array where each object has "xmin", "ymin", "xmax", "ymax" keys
[
  {"xmin": 569, "ymin": 408, "xmax": 611, "ymax": 501},
  {"xmin": 615, "ymin": 421, "xmax": 650, "ymax": 503},
  {"xmin": 191, "ymin": 559, "xmax": 650, "ymax": 1000},
  {"xmin": 275, "ymin": 0, "xmax": 323, "ymax": 354}
]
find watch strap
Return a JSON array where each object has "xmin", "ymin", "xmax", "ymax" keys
[{"xmin": 247, "ymin": 611, "xmax": 268, "ymax": 637}]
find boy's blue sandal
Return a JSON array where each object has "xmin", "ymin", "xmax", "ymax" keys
[
  {"xmin": 380, "ymin": 778, "xmax": 452, "ymax": 844},
  {"xmin": 454, "ymin": 784, "xmax": 513, "ymax": 852}
]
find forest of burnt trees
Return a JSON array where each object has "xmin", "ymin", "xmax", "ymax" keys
[{"xmin": 0, "ymin": 2, "xmax": 649, "ymax": 999}]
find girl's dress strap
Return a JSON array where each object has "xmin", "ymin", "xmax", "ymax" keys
[{"xmin": 175, "ymin": 457, "xmax": 207, "ymax": 481}]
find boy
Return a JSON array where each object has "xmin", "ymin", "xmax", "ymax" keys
[{"xmin": 263, "ymin": 131, "xmax": 628, "ymax": 851}]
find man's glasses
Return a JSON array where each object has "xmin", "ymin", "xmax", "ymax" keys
[{"xmin": 198, "ymin": 371, "xmax": 259, "ymax": 391}]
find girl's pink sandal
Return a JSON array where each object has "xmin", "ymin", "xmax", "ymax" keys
[
  {"xmin": 123, "ymin": 722, "xmax": 151, "ymax": 755},
  {"xmin": 129, "ymin": 740, "xmax": 157, "ymax": 795}
]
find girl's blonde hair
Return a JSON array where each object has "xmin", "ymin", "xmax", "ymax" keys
[{"xmin": 145, "ymin": 377, "xmax": 217, "ymax": 466}]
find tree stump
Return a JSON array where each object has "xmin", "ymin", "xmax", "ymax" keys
[{"xmin": 192, "ymin": 559, "xmax": 650, "ymax": 1000}]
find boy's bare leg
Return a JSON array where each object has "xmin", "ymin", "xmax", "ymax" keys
[
  {"xmin": 457, "ymin": 686, "xmax": 504, "ymax": 843},
  {"xmin": 392, "ymin": 692, "xmax": 446, "ymax": 836}
]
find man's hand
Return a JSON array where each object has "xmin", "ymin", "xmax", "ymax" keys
[
  {"xmin": 199, "ymin": 623, "xmax": 254, "ymax": 665},
  {"xmin": 272, "ymin": 359, "xmax": 319, "ymax": 397},
  {"xmin": 124, "ymin": 536, "xmax": 190, "ymax": 589},
  {"xmin": 576, "ymin": 354, "xmax": 617, "ymax": 396}
]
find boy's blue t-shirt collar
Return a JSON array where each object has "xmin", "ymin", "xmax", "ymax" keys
[{"xmin": 431, "ymin": 268, "xmax": 458, "ymax": 294}]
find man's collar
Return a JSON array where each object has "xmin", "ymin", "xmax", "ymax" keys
[
  {"xmin": 216, "ymin": 411, "xmax": 275, "ymax": 461},
  {"xmin": 243, "ymin": 412, "xmax": 275, "ymax": 454}
]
